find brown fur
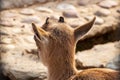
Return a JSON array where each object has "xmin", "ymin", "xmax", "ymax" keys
[{"xmin": 32, "ymin": 17, "xmax": 120, "ymax": 80}]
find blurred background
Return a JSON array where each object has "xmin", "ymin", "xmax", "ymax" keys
[{"xmin": 0, "ymin": 0, "xmax": 120, "ymax": 80}]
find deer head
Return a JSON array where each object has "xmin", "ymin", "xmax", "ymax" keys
[{"xmin": 32, "ymin": 16, "xmax": 96, "ymax": 66}]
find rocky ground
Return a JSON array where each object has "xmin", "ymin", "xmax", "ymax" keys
[{"xmin": 0, "ymin": 0, "xmax": 120, "ymax": 80}]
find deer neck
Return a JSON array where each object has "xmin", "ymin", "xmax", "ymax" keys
[{"xmin": 47, "ymin": 46, "xmax": 77, "ymax": 80}]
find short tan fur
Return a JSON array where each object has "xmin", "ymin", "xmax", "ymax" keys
[{"xmin": 32, "ymin": 17, "xmax": 120, "ymax": 80}]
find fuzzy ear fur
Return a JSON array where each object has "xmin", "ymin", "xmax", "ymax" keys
[
  {"xmin": 32, "ymin": 23, "xmax": 47, "ymax": 40},
  {"xmin": 58, "ymin": 16, "xmax": 64, "ymax": 23},
  {"xmin": 45, "ymin": 17, "xmax": 49, "ymax": 24},
  {"xmin": 74, "ymin": 17, "xmax": 96, "ymax": 41}
]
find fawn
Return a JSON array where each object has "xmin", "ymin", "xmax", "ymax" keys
[{"xmin": 32, "ymin": 16, "xmax": 120, "ymax": 80}]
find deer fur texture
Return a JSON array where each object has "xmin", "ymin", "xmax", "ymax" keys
[{"xmin": 32, "ymin": 16, "xmax": 120, "ymax": 80}]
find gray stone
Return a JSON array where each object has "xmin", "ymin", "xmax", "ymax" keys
[
  {"xmin": 85, "ymin": 16, "xmax": 104, "ymax": 25},
  {"xmin": 63, "ymin": 10, "xmax": 78, "ymax": 18},
  {"xmin": 68, "ymin": 19, "xmax": 86, "ymax": 28},
  {"xmin": 50, "ymin": 15, "xmax": 60, "ymax": 20},
  {"xmin": 0, "ymin": 0, "xmax": 47, "ymax": 10},
  {"xmin": 37, "ymin": 0, "xmax": 47, "ymax": 3},
  {"xmin": 117, "ymin": 9, "xmax": 120, "ymax": 13},
  {"xmin": 21, "ymin": 16, "xmax": 40, "ymax": 23},
  {"xmin": 57, "ymin": 3, "xmax": 76, "ymax": 10},
  {"xmin": 12, "ymin": 28, "xmax": 22, "ymax": 34},
  {"xmin": 1, "ymin": 12, "xmax": 18, "ymax": 18},
  {"xmin": 78, "ymin": 0, "xmax": 89, "ymax": 6},
  {"xmin": 98, "ymin": 0, "xmax": 118, "ymax": 8},
  {"xmin": 0, "ymin": 37, "xmax": 13, "ymax": 44},
  {"xmin": 23, "ymin": 36, "xmax": 34, "ymax": 43},
  {"xmin": 95, "ymin": 9, "xmax": 111, "ymax": 16},
  {"xmin": 0, "ymin": 18, "xmax": 19, "ymax": 27},
  {"xmin": 84, "ymin": 16, "xmax": 94, "ymax": 21},
  {"xmin": 76, "ymin": 42, "xmax": 120, "ymax": 70},
  {"xmin": 95, "ymin": 17, "xmax": 104, "ymax": 25},
  {"xmin": 1, "ymin": 52, "xmax": 47, "ymax": 80},
  {"xmin": 3, "ymin": 44, "xmax": 16, "ymax": 50},
  {"xmin": 88, "ymin": 0, "xmax": 102, "ymax": 4},
  {"xmin": 20, "ymin": 9, "xmax": 35, "ymax": 15},
  {"xmin": 35, "ymin": 7, "xmax": 53, "ymax": 13}
]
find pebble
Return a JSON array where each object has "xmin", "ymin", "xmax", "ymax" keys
[
  {"xmin": 24, "ymin": 36, "xmax": 34, "ymax": 43},
  {"xmin": 89, "ymin": 0, "xmax": 101, "ymax": 4},
  {"xmin": 63, "ymin": 10, "xmax": 78, "ymax": 18},
  {"xmin": 2, "ymin": 12, "xmax": 18, "ymax": 18},
  {"xmin": 21, "ymin": 16, "xmax": 40, "ymax": 23},
  {"xmin": 0, "ymin": 30, "xmax": 8, "ymax": 35},
  {"xmin": 12, "ymin": 28, "xmax": 22, "ymax": 34},
  {"xmin": 78, "ymin": 0, "xmax": 89, "ymax": 6},
  {"xmin": 37, "ymin": 0, "xmax": 47, "ymax": 3},
  {"xmin": 35, "ymin": 7, "xmax": 53, "ymax": 13},
  {"xmin": 57, "ymin": 3, "xmax": 76, "ymax": 10},
  {"xmin": 69, "ymin": 20, "xmax": 85, "ymax": 28},
  {"xmin": 85, "ymin": 16, "xmax": 104, "ymax": 25},
  {"xmin": 5, "ymin": 44, "xmax": 15, "ymax": 49},
  {"xmin": 1, "ymin": 38, "xmax": 13, "ymax": 44},
  {"xmin": 85, "ymin": 16, "xmax": 94, "ymax": 21},
  {"xmin": 0, "ymin": 19, "xmax": 16, "ymax": 27},
  {"xmin": 95, "ymin": 17, "xmax": 104, "ymax": 25},
  {"xmin": 117, "ymin": 9, "xmax": 120, "ymax": 13},
  {"xmin": 95, "ymin": 9, "xmax": 111, "ymax": 16},
  {"xmin": 20, "ymin": 9, "xmax": 35, "ymax": 15},
  {"xmin": 98, "ymin": 0, "xmax": 118, "ymax": 8},
  {"xmin": 50, "ymin": 15, "xmax": 60, "ymax": 20}
]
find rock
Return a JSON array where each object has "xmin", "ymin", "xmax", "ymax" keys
[
  {"xmin": 0, "ymin": 18, "xmax": 18, "ymax": 27},
  {"xmin": 78, "ymin": 0, "xmax": 89, "ymax": 6},
  {"xmin": 35, "ymin": 7, "xmax": 53, "ymax": 13},
  {"xmin": 78, "ymin": 0, "xmax": 102, "ymax": 5},
  {"xmin": 117, "ymin": 9, "xmax": 120, "ymax": 13},
  {"xmin": 1, "ymin": 12, "xmax": 18, "ymax": 18},
  {"xmin": 95, "ymin": 9, "xmax": 111, "ymax": 16},
  {"xmin": 1, "ymin": 52, "xmax": 47, "ymax": 80},
  {"xmin": 98, "ymin": 0, "xmax": 118, "ymax": 9},
  {"xmin": 84, "ymin": 16, "xmax": 94, "ymax": 21},
  {"xmin": 37, "ymin": 0, "xmax": 47, "ymax": 3},
  {"xmin": 106, "ymin": 54, "xmax": 120, "ymax": 70},
  {"xmin": 23, "ymin": 36, "xmax": 34, "ymax": 43},
  {"xmin": 68, "ymin": 19, "xmax": 86, "ymax": 28},
  {"xmin": 63, "ymin": 10, "xmax": 78, "ymax": 18},
  {"xmin": 95, "ymin": 17, "xmax": 104, "ymax": 25},
  {"xmin": 20, "ymin": 9, "xmax": 35, "ymax": 15},
  {"xmin": 85, "ymin": 16, "xmax": 104, "ymax": 25},
  {"xmin": 57, "ymin": 3, "xmax": 76, "ymax": 10},
  {"xmin": 0, "ymin": 37, "xmax": 13, "ymax": 44},
  {"xmin": 88, "ymin": 0, "xmax": 102, "ymax": 4},
  {"xmin": 50, "ymin": 15, "xmax": 60, "ymax": 20},
  {"xmin": 21, "ymin": 16, "xmax": 40, "ymax": 23},
  {"xmin": 12, "ymin": 28, "xmax": 22, "ymax": 34},
  {"xmin": 0, "ymin": 0, "xmax": 47, "ymax": 10},
  {"xmin": 3, "ymin": 44, "xmax": 16, "ymax": 50},
  {"xmin": 76, "ymin": 42, "xmax": 120, "ymax": 70},
  {"xmin": 0, "ymin": 30, "xmax": 8, "ymax": 35}
]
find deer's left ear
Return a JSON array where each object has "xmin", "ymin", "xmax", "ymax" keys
[
  {"xmin": 58, "ymin": 16, "xmax": 64, "ymax": 23},
  {"xmin": 32, "ymin": 23, "xmax": 47, "ymax": 40},
  {"xmin": 74, "ymin": 17, "xmax": 96, "ymax": 41}
]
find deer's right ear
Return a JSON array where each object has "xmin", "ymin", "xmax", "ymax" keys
[{"xmin": 74, "ymin": 17, "xmax": 96, "ymax": 41}]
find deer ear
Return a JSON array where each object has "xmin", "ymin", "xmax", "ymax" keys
[
  {"xmin": 45, "ymin": 17, "xmax": 49, "ymax": 24},
  {"xmin": 74, "ymin": 17, "xmax": 96, "ymax": 41},
  {"xmin": 32, "ymin": 23, "xmax": 47, "ymax": 40},
  {"xmin": 58, "ymin": 16, "xmax": 64, "ymax": 23}
]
